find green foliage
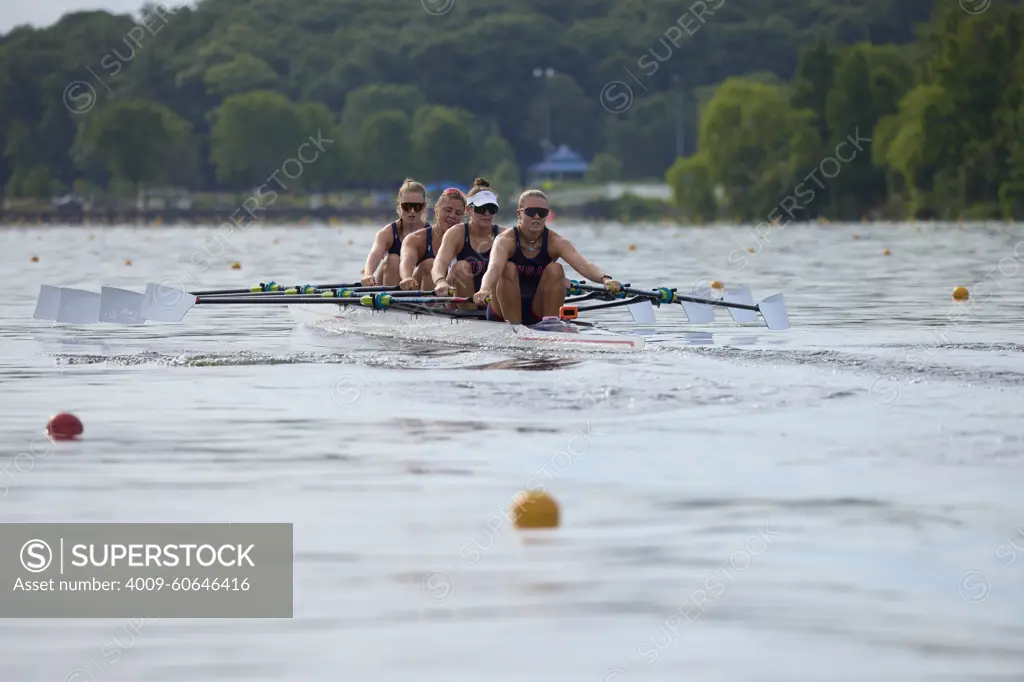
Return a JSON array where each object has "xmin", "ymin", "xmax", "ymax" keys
[
  {"xmin": 586, "ymin": 153, "xmax": 623, "ymax": 182},
  {"xmin": 73, "ymin": 99, "xmax": 195, "ymax": 189},
  {"xmin": 2, "ymin": 0, "xmax": 1022, "ymax": 218}
]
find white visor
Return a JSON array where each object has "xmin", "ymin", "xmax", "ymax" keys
[{"xmin": 466, "ymin": 190, "xmax": 499, "ymax": 208}]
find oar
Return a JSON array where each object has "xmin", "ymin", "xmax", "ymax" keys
[
  {"xmin": 567, "ymin": 280, "xmax": 790, "ymax": 330},
  {"xmin": 154, "ymin": 292, "xmax": 470, "ymax": 322},
  {"xmin": 163, "ymin": 281, "xmax": 367, "ymax": 296}
]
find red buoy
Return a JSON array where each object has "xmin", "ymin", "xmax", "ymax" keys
[{"xmin": 47, "ymin": 413, "xmax": 83, "ymax": 440}]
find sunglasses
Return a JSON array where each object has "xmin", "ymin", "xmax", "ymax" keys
[
  {"xmin": 400, "ymin": 202, "xmax": 425, "ymax": 212},
  {"xmin": 471, "ymin": 204, "xmax": 498, "ymax": 215},
  {"xmin": 520, "ymin": 207, "xmax": 550, "ymax": 219}
]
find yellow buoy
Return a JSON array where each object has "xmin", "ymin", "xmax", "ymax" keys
[
  {"xmin": 710, "ymin": 280, "xmax": 723, "ymax": 289},
  {"xmin": 882, "ymin": 249, "xmax": 890, "ymax": 256},
  {"xmin": 627, "ymin": 244, "xmax": 636, "ymax": 252},
  {"xmin": 231, "ymin": 261, "xmax": 242, "ymax": 270},
  {"xmin": 952, "ymin": 286, "xmax": 969, "ymax": 301},
  {"xmin": 511, "ymin": 490, "xmax": 560, "ymax": 529}
]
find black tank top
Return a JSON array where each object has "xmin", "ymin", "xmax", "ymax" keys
[
  {"xmin": 417, "ymin": 226, "xmax": 434, "ymax": 264},
  {"xmin": 511, "ymin": 227, "xmax": 552, "ymax": 299},
  {"xmin": 388, "ymin": 221, "xmax": 402, "ymax": 256},
  {"xmin": 457, "ymin": 223, "xmax": 499, "ymax": 288}
]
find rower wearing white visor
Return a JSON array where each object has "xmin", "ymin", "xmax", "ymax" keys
[{"xmin": 431, "ymin": 177, "xmax": 506, "ymax": 303}]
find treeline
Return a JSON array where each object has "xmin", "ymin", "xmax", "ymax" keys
[
  {"xmin": 2, "ymin": 0, "xmax": 1013, "ymax": 220},
  {"xmin": 670, "ymin": 2, "xmax": 1024, "ymax": 221}
]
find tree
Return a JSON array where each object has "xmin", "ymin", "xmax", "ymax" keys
[
  {"xmin": 684, "ymin": 77, "xmax": 817, "ymax": 220},
  {"xmin": 357, "ymin": 110, "xmax": 412, "ymax": 188},
  {"xmin": 73, "ymin": 100, "xmax": 195, "ymax": 189},
  {"xmin": 202, "ymin": 53, "xmax": 281, "ymax": 97},
  {"xmin": 209, "ymin": 91, "xmax": 309, "ymax": 188},
  {"xmin": 410, "ymin": 105, "xmax": 477, "ymax": 181}
]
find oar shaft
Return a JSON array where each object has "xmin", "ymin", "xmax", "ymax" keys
[
  {"xmin": 197, "ymin": 283, "xmax": 393, "ymax": 296},
  {"xmin": 193, "ymin": 294, "xmax": 469, "ymax": 306}
]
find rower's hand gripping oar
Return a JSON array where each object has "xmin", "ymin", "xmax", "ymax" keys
[{"xmin": 567, "ymin": 280, "xmax": 790, "ymax": 330}]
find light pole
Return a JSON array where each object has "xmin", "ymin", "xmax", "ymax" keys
[{"xmin": 533, "ymin": 67, "xmax": 554, "ymax": 157}]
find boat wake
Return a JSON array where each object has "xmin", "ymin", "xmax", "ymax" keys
[{"xmin": 51, "ymin": 349, "xmax": 583, "ymax": 371}]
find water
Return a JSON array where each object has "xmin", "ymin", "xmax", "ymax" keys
[{"xmin": 1, "ymin": 221, "xmax": 1023, "ymax": 681}]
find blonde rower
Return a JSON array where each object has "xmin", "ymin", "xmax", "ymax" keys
[
  {"xmin": 473, "ymin": 189, "xmax": 621, "ymax": 324},
  {"xmin": 398, "ymin": 188, "xmax": 466, "ymax": 291},
  {"xmin": 361, "ymin": 179, "xmax": 428, "ymax": 286}
]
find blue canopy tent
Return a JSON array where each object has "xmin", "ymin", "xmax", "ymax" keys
[{"xmin": 527, "ymin": 145, "xmax": 589, "ymax": 182}]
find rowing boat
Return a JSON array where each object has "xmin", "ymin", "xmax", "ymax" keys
[
  {"xmin": 289, "ymin": 301, "xmax": 648, "ymax": 351},
  {"xmin": 30, "ymin": 278, "xmax": 790, "ymax": 353}
]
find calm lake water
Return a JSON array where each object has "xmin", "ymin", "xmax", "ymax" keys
[{"xmin": 1, "ymin": 221, "xmax": 1023, "ymax": 681}]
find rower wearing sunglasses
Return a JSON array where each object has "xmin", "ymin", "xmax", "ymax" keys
[
  {"xmin": 361, "ymin": 178, "xmax": 428, "ymax": 286},
  {"xmin": 472, "ymin": 189, "xmax": 622, "ymax": 325},
  {"xmin": 431, "ymin": 177, "xmax": 506, "ymax": 303},
  {"xmin": 398, "ymin": 187, "xmax": 466, "ymax": 291}
]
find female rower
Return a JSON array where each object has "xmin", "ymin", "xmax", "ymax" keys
[
  {"xmin": 473, "ymin": 189, "xmax": 622, "ymax": 325},
  {"xmin": 431, "ymin": 177, "xmax": 505, "ymax": 300},
  {"xmin": 398, "ymin": 187, "xmax": 466, "ymax": 291},
  {"xmin": 361, "ymin": 179, "xmax": 428, "ymax": 286}
]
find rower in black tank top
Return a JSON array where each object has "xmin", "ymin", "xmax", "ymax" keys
[
  {"xmin": 456, "ymin": 223, "xmax": 499, "ymax": 291},
  {"xmin": 510, "ymin": 226, "xmax": 552, "ymax": 325}
]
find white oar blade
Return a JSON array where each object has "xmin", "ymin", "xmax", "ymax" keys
[
  {"xmin": 139, "ymin": 283, "xmax": 196, "ymax": 322},
  {"xmin": 680, "ymin": 292, "xmax": 715, "ymax": 323},
  {"xmin": 723, "ymin": 286, "xmax": 759, "ymax": 323},
  {"xmin": 627, "ymin": 299, "xmax": 656, "ymax": 325},
  {"xmin": 99, "ymin": 286, "xmax": 145, "ymax": 325},
  {"xmin": 757, "ymin": 293, "xmax": 790, "ymax": 330},
  {"xmin": 56, "ymin": 288, "xmax": 101, "ymax": 324},
  {"xmin": 33, "ymin": 285, "xmax": 62, "ymax": 320}
]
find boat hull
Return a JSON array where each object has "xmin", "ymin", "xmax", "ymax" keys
[{"xmin": 289, "ymin": 303, "xmax": 645, "ymax": 351}]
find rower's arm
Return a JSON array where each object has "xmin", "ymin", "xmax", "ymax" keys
[
  {"xmin": 477, "ymin": 233, "xmax": 514, "ymax": 296},
  {"xmin": 398, "ymin": 232, "xmax": 423, "ymax": 281},
  {"xmin": 550, "ymin": 234, "xmax": 611, "ymax": 283},
  {"xmin": 362, "ymin": 228, "xmax": 391, "ymax": 278},
  {"xmin": 430, "ymin": 226, "xmax": 462, "ymax": 286}
]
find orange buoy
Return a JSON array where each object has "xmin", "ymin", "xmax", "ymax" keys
[
  {"xmin": 952, "ymin": 286, "xmax": 969, "ymax": 301},
  {"xmin": 882, "ymin": 249, "xmax": 890, "ymax": 256},
  {"xmin": 511, "ymin": 490, "xmax": 560, "ymax": 529},
  {"xmin": 47, "ymin": 413, "xmax": 83, "ymax": 440},
  {"xmin": 710, "ymin": 280, "xmax": 723, "ymax": 289},
  {"xmin": 30, "ymin": 255, "xmax": 39, "ymax": 262},
  {"xmin": 627, "ymin": 244, "xmax": 636, "ymax": 252},
  {"xmin": 124, "ymin": 259, "xmax": 132, "ymax": 266}
]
